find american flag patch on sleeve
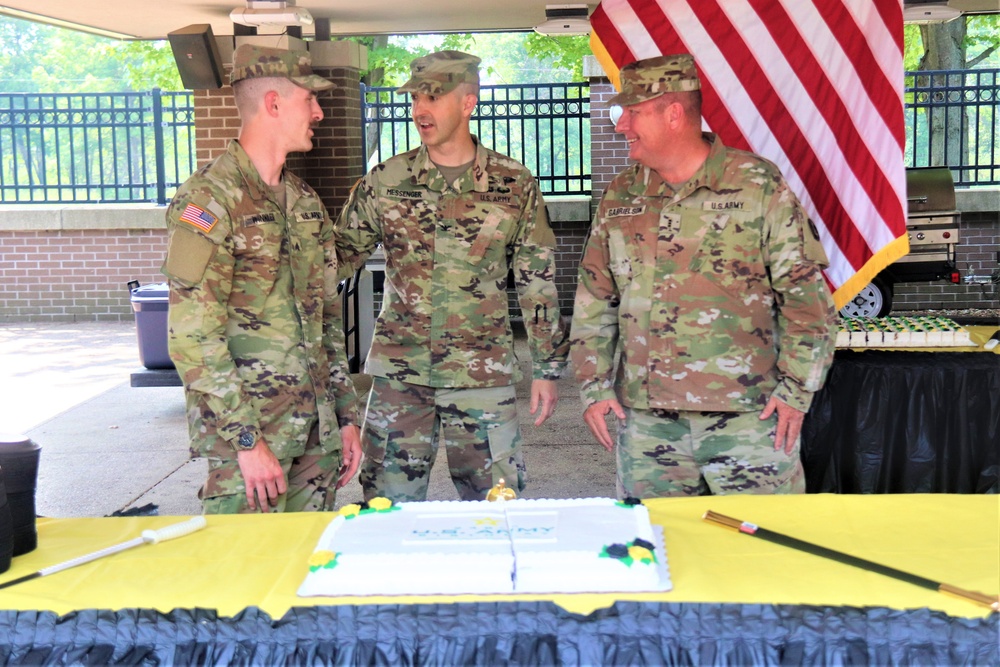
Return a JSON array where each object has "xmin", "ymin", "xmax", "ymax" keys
[{"xmin": 178, "ymin": 203, "xmax": 218, "ymax": 233}]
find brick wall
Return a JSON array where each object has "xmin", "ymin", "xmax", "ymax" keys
[
  {"xmin": 552, "ymin": 219, "xmax": 590, "ymax": 314},
  {"xmin": 0, "ymin": 60, "xmax": 366, "ymax": 324},
  {"xmin": 0, "ymin": 229, "xmax": 168, "ymax": 322},
  {"xmin": 590, "ymin": 81, "xmax": 628, "ymax": 207},
  {"xmin": 893, "ymin": 211, "xmax": 1000, "ymax": 310}
]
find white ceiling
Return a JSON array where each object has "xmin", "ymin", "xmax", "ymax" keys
[
  {"xmin": 0, "ymin": 1, "xmax": 996, "ymax": 41},
  {"xmin": 0, "ymin": 1, "xmax": 590, "ymax": 40}
]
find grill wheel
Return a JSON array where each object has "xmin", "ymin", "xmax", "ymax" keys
[{"xmin": 839, "ymin": 276, "xmax": 894, "ymax": 318}]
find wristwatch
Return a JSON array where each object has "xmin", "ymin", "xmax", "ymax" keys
[{"xmin": 233, "ymin": 428, "xmax": 258, "ymax": 452}]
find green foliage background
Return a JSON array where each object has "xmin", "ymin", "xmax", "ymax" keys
[
  {"xmin": 0, "ymin": 16, "xmax": 591, "ymax": 93},
  {"xmin": 1, "ymin": 13, "xmax": 994, "ymax": 94}
]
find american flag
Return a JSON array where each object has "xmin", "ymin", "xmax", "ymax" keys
[
  {"xmin": 178, "ymin": 203, "xmax": 218, "ymax": 233},
  {"xmin": 590, "ymin": 0, "xmax": 910, "ymax": 309}
]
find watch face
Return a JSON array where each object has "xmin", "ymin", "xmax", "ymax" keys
[{"xmin": 238, "ymin": 431, "xmax": 256, "ymax": 449}]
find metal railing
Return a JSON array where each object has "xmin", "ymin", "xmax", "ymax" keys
[
  {"xmin": 361, "ymin": 82, "xmax": 591, "ymax": 196},
  {"xmin": 0, "ymin": 88, "xmax": 194, "ymax": 205},
  {"xmin": 1, "ymin": 70, "xmax": 997, "ymax": 205},
  {"xmin": 905, "ymin": 68, "xmax": 999, "ymax": 186}
]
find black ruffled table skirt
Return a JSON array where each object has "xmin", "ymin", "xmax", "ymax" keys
[
  {"xmin": 803, "ymin": 350, "xmax": 999, "ymax": 493},
  {"xmin": 1, "ymin": 601, "xmax": 996, "ymax": 666}
]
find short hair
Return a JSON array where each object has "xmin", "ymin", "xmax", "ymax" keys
[
  {"xmin": 233, "ymin": 77, "xmax": 298, "ymax": 118},
  {"xmin": 456, "ymin": 80, "xmax": 480, "ymax": 99},
  {"xmin": 655, "ymin": 90, "xmax": 702, "ymax": 124}
]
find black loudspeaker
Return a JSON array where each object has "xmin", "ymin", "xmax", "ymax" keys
[{"xmin": 168, "ymin": 24, "xmax": 225, "ymax": 90}]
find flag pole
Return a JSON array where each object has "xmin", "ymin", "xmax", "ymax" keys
[{"xmin": 703, "ymin": 510, "xmax": 998, "ymax": 611}]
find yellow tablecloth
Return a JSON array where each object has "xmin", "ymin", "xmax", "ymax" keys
[{"xmin": 1, "ymin": 494, "xmax": 996, "ymax": 620}]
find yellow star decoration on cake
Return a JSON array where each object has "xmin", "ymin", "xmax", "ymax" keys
[{"xmin": 474, "ymin": 517, "xmax": 500, "ymax": 526}]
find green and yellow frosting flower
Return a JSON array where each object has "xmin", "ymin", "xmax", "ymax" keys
[{"xmin": 308, "ymin": 550, "xmax": 338, "ymax": 572}]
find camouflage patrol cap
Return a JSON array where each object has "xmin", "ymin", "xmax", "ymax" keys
[
  {"xmin": 230, "ymin": 44, "xmax": 335, "ymax": 92},
  {"xmin": 608, "ymin": 54, "xmax": 700, "ymax": 106},
  {"xmin": 397, "ymin": 50, "xmax": 481, "ymax": 95}
]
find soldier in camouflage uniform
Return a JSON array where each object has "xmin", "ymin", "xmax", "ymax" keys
[
  {"xmin": 162, "ymin": 45, "xmax": 361, "ymax": 514},
  {"xmin": 336, "ymin": 51, "xmax": 569, "ymax": 502},
  {"xmin": 570, "ymin": 54, "xmax": 836, "ymax": 498}
]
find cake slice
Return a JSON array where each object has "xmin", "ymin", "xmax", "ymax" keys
[
  {"xmin": 835, "ymin": 321, "xmax": 851, "ymax": 348},
  {"xmin": 298, "ymin": 500, "xmax": 516, "ymax": 596},
  {"xmin": 507, "ymin": 498, "xmax": 666, "ymax": 593}
]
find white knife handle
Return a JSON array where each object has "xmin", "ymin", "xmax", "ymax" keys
[{"xmin": 142, "ymin": 516, "xmax": 207, "ymax": 544}]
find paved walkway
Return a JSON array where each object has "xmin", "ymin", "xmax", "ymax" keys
[
  {"xmin": 0, "ymin": 321, "xmax": 612, "ymax": 519},
  {"xmin": 0, "ymin": 322, "xmax": 140, "ymax": 435}
]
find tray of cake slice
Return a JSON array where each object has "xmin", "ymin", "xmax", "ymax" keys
[{"xmin": 836, "ymin": 316, "xmax": 974, "ymax": 348}]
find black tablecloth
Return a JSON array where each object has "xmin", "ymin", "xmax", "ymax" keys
[
  {"xmin": 802, "ymin": 350, "xmax": 1000, "ymax": 493},
  {"xmin": 1, "ymin": 602, "xmax": 996, "ymax": 666}
]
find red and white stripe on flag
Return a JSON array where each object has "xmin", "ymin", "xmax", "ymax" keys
[{"xmin": 590, "ymin": 0, "xmax": 910, "ymax": 309}]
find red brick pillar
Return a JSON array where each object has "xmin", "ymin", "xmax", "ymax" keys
[
  {"xmin": 191, "ymin": 36, "xmax": 367, "ymax": 220},
  {"xmin": 584, "ymin": 55, "xmax": 632, "ymax": 207},
  {"xmin": 587, "ymin": 76, "xmax": 630, "ymax": 206}
]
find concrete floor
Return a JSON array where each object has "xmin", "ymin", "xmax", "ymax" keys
[{"xmin": 0, "ymin": 321, "xmax": 615, "ymax": 518}]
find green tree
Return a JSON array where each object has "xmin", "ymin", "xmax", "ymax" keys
[
  {"xmin": 524, "ymin": 33, "xmax": 590, "ymax": 81},
  {"xmin": 0, "ymin": 16, "xmax": 180, "ymax": 92},
  {"xmin": 100, "ymin": 40, "xmax": 183, "ymax": 91},
  {"xmin": 904, "ymin": 14, "xmax": 999, "ymax": 173},
  {"xmin": 353, "ymin": 32, "xmax": 588, "ymax": 87},
  {"xmin": 350, "ymin": 31, "xmax": 590, "ymax": 180}
]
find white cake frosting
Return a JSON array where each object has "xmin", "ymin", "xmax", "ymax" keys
[
  {"xmin": 836, "ymin": 316, "xmax": 974, "ymax": 348},
  {"xmin": 297, "ymin": 497, "xmax": 671, "ymax": 597}
]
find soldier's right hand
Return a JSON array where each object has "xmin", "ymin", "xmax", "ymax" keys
[
  {"xmin": 583, "ymin": 399, "xmax": 626, "ymax": 452},
  {"xmin": 237, "ymin": 440, "xmax": 288, "ymax": 511}
]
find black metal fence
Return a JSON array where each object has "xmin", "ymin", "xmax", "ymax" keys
[
  {"xmin": 361, "ymin": 82, "xmax": 591, "ymax": 196},
  {"xmin": 0, "ymin": 88, "xmax": 194, "ymax": 205},
  {"xmin": 905, "ymin": 68, "xmax": 998, "ymax": 186},
  {"xmin": 1, "ymin": 70, "xmax": 997, "ymax": 205}
]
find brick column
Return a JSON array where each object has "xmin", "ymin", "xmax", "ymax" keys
[
  {"xmin": 585, "ymin": 57, "xmax": 632, "ymax": 206},
  {"xmin": 191, "ymin": 36, "xmax": 367, "ymax": 220}
]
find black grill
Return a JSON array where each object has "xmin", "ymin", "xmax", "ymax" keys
[{"xmin": 895, "ymin": 167, "xmax": 960, "ymax": 279}]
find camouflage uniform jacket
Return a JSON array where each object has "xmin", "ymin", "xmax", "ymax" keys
[
  {"xmin": 162, "ymin": 140, "xmax": 359, "ymax": 459},
  {"xmin": 571, "ymin": 133, "xmax": 836, "ymax": 414},
  {"xmin": 336, "ymin": 139, "xmax": 568, "ymax": 388}
]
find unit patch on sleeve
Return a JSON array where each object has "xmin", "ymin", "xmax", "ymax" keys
[{"xmin": 178, "ymin": 203, "xmax": 218, "ymax": 233}]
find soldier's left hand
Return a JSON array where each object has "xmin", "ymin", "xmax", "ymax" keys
[
  {"xmin": 337, "ymin": 424, "xmax": 362, "ymax": 488},
  {"xmin": 759, "ymin": 396, "xmax": 805, "ymax": 455},
  {"xmin": 530, "ymin": 379, "xmax": 559, "ymax": 426}
]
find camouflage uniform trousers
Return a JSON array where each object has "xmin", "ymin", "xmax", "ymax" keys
[
  {"xmin": 616, "ymin": 407, "xmax": 806, "ymax": 498},
  {"xmin": 359, "ymin": 377, "xmax": 526, "ymax": 502},
  {"xmin": 201, "ymin": 423, "xmax": 341, "ymax": 514}
]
